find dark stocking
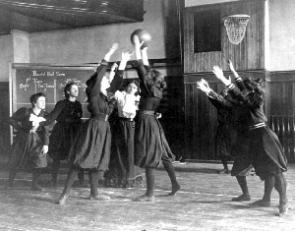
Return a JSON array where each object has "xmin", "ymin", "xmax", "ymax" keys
[
  {"xmin": 89, "ymin": 170, "xmax": 99, "ymax": 197},
  {"xmin": 162, "ymin": 160, "xmax": 180, "ymax": 195},
  {"xmin": 262, "ymin": 175, "xmax": 275, "ymax": 202},
  {"xmin": 51, "ymin": 160, "xmax": 60, "ymax": 186},
  {"xmin": 145, "ymin": 167, "xmax": 155, "ymax": 197}
]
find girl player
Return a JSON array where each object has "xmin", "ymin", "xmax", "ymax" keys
[
  {"xmin": 105, "ymin": 79, "xmax": 142, "ymax": 187},
  {"xmin": 7, "ymin": 93, "xmax": 49, "ymax": 191},
  {"xmin": 132, "ymin": 35, "xmax": 180, "ymax": 201},
  {"xmin": 57, "ymin": 44, "xmax": 132, "ymax": 205},
  {"xmin": 45, "ymin": 82, "xmax": 84, "ymax": 187}
]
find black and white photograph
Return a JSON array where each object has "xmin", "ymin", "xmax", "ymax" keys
[{"xmin": 0, "ymin": 0, "xmax": 294, "ymax": 230}]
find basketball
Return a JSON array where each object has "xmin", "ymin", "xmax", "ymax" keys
[{"xmin": 130, "ymin": 29, "xmax": 152, "ymax": 46}]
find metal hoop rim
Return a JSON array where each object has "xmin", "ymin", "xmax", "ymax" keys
[{"xmin": 224, "ymin": 14, "xmax": 250, "ymax": 21}]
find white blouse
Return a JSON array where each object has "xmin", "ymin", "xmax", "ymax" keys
[{"xmin": 114, "ymin": 91, "xmax": 140, "ymax": 119}]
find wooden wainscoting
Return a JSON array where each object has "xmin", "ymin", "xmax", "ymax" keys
[
  {"xmin": 266, "ymin": 71, "xmax": 295, "ymax": 162},
  {"xmin": 0, "ymin": 82, "xmax": 10, "ymax": 159}
]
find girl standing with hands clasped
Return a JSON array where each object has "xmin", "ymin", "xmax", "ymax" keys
[{"xmin": 7, "ymin": 93, "xmax": 49, "ymax": 191}]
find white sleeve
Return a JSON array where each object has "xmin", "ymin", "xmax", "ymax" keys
[
  {"xmin": 114, "ymin": 90, "xmax": 123, "ymax": 100},
  {"xmin": 135, "ymin": 95, "xmax": 141, "ymax": 101},
  {"xmin": 114, "ymin": 91, "xmax": 126, "ymax": 105}
]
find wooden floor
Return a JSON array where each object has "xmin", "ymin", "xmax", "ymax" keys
[{"xmin": 0, "ymin": 163, "xmax": 294, "ymax": 231}]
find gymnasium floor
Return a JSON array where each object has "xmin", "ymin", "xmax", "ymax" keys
[{"xmin": 0, "ymin": 163, "xmax": 294, "ymax": 231}]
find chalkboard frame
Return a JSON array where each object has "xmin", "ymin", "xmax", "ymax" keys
[
  {"xmin": 9, "ymin": 63, "xmax": 100, "ymax": 144},
  {"xmin": 9, "ymin": 63, "xmax": 99, "ymax": 118}
]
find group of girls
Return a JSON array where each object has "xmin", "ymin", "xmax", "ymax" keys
[
  {"xmin": 7, "ymin": 35, "xmax": 180, "ymax": 205},
  {"xmin": 197, "ymin": 61, "xmax": 288, "ymax": 216},
  {"xmin": 8, "ymin": 30, "xmax": 287, "ymax": 216}
]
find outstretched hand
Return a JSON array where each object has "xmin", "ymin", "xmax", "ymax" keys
[
  {"xmin": 132, "ymin": 35, "xmax": 144, "ymax": 47},
  {"xmin": 197, "ymin": 79, "xmax": 212, "ymax": 94},
  {"xmin": 228, "ymin": 59, "xmax": 239, "ymax": 78},
  {"xmin": 121, "ymin": 50, "xmax": 133, "ymax": 62},
  {"xmin": 228, "ymin": 59, "xmax": 234, "ymax": 72},
  {"xmin": 109, "ymin": 43, "xmax": 119, "ymax": 53},
  {"xmin": 118, "ymin": 50, "xmax": 133, "ymax": 71},
  {"xmin": 104, "ymin": 43, "xmax": 119, "ymax": 62},
  {"xmin": 110, "ymin": 62, "xmax": 119, "ymax": 73},
  {"xmin": 212, "ymin": 66, "xmax": 231, "ymax": 86}
]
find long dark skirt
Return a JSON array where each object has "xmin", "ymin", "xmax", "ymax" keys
[
  {"xmin": 9, "ymin": 131, "xmax": 47, "ymax": 170},
  {"xmin": 105, "ymin": 119, "xmax": 143, "ymax": 187},
  {"xmin": 231, "ymin": 126, "xmax": 287, "ymax": 179},
  {"xmin": 135, "ymin": 113, "xmax": 175, "ymax": 168},
  {"xmin": 68, "ymin": 118, "xmax": 111, "ymax": 170},
  {"xmin": 48, "ymin": 121, "xmax": 81, "ymax": 161}
]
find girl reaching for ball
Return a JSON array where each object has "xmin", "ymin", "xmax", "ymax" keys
[
  {"xmin": 131, "ymin": 34, "xmax": 180, "ymax": 201},
  {"xmin": 57, "ymin": 44, "xmax": 133, "ymax": 205}
]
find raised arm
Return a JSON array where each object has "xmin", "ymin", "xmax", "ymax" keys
[
  {"xmin": 212, "ymin": 66, "xmax": 263, "ymax": 108},
  {"xmin": 212, "ymin": 65, "xmax": 247, "ymax": 104},
  {"xmin": 108, "ymin": 51, "xmax": 133, "ymax": 94},
  {"xmin": 132, "ymin": 35, "xmax": 149, "ymax": 78},
  {"xmin": 90, "ymin": 43, "xmax": 119, "ymax": 96},
  {"xmin": 228, "ymin": 60, "xmax": 246, "ymax": 91},
  {"xmin": 227, "ymin": 84, "xmax": 263, "ymax": 108},
  {"xmin": 197, "ymin": 79, "xmax": 233, "ymax": 108}
]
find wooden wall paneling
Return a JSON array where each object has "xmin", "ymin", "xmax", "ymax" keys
[
  {"xmin": 184, "ymin": 74, "xmax": 226, "ymax": 160},
  {"xmin": 267, "ymin": 71, "xmax": 295, "ymax": 162},
  {"xmin": 184, "ymin": 82, "xmax": 197, "ymax": 159},
  {"xmin": 184, "ymin": 0, "xmax": 265, "ymax": 73},
  {"xmin": 0, "ymin": 82, "xmax": 10, "ymax": 158},
  {"xmin": 160, "ymin": 74, "xmax": 185, "ymax": 160}
]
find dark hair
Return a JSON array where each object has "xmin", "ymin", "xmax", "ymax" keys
[
  {"xmin": 145, "ymin": 69, "xmax": 166, "ymax": 98},
  {"xmin": 243, "ymin": 77, "xmax": 264, "ymax": 107},
  {"xmin": 64, "ymin": 82, "xmax": 78, "ymax": 99},
  {"xmin": 243, "ymin": 77, "xmax": 264, "ymax": 93},
  {"xmin": 124, "ymin": 79, "xmax": 141, "ymax": 94},
  {"xmin": 149, "ymin": 69, "xmax": 166, "ymax": 90},
  {"xmin": 30, "ymin": 92, "xmax": 46, "ymax": 107}
]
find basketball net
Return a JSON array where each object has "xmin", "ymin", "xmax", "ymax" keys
[{"xmin": 224, "ymin": 14, "xmax": 250, "ymax": 45}]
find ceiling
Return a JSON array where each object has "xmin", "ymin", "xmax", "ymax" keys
[{"xmin": 0, "ymin": 0, "xmax": 144, "ymax": 35}]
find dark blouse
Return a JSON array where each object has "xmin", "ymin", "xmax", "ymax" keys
[
  {"xmin": 208, "ymin": 89, "xmax": 233, "ymax": 125},
  {"xmin": 208, "ymin": 79, "xmax": 267, "ymax": 131},
  {"xmin": 228, "ymin": 83, "xmax": 267, "ymax": 127},
  {"xmin": 134, "ymin": 60, "xmax": 163, "ymax": 111},
  {"xmin": 9, "ymin": 107, "xmax": 50, "ymax": 145},
  {"xmin": 44, "ymin": 99, "xmax": 82, "ymax": 124},
  {"xmin": 86, "ymin": 60, "xmax": 124, "ymax": 116}
]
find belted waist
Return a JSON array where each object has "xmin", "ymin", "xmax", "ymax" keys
[
  {"xmin": 138, "ymin": 110, "xmax": 155, "ymax": 116},
  {"xmin": 119, "ymin": 117, "xmax": 134, "ymax": 122},
  {"xmin": 57, "ymin": 119, "xmax": 81, "ymax": 124},
  {"xmin": 248, "ymin": 122, "xmax": 266, "ymax": 130},
  {"xmin": 91, "ymin": 113, "xmax": 109, "ymax": 121}
]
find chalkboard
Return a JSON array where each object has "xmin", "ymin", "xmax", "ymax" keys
[{"xmin": 10, "ymin": 64, "xmax": 98, "ymax": 118}]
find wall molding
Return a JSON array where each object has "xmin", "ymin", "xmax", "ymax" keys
[{"xmin": 184, "ymin": 69, "xmax": 267, "ymax": 83}]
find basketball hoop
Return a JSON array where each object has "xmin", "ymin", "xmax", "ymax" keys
[{"xmin": 224, "ymin": 14, "xmax": 250, "ymax": 45}]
